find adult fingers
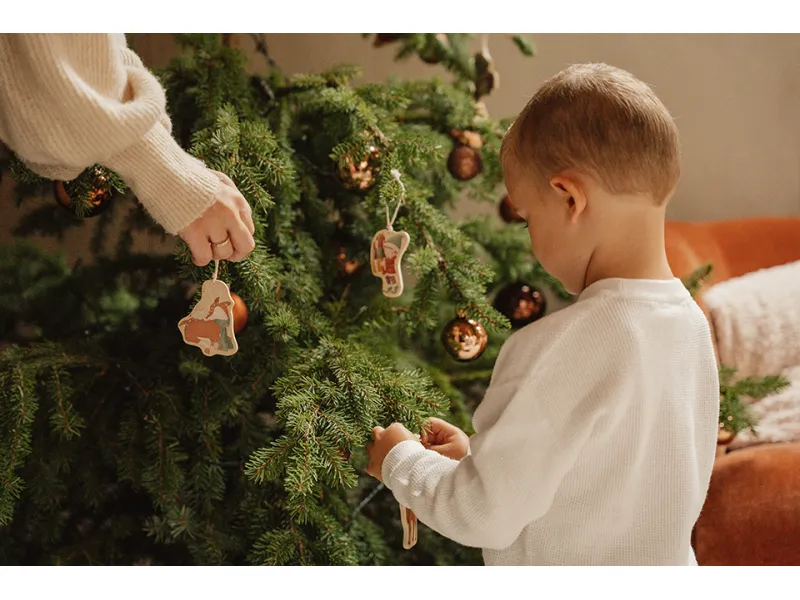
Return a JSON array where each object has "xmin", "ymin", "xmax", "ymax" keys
[
  {"xmin": 236, "ymin": 194, "xmax": 255, "ymax": 236},
  {"xmin": 227, "ymin": 214, "xmax": 255, "ymax": 262},
  {"xmin": 181, "ymin": 225, "xmax": 213, "ymax": 267},
  {"xmin": 213, "ymin": 171, "xmax": 255, "ymax": 236}
]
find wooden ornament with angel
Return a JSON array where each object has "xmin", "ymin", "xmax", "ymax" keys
[{"xmin": 370, "ymin": 169, "xmax": 411, "ymax": 298}]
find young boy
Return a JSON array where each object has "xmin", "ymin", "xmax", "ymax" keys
[{"xmin": 366, "ymin": 63, "xmax": 720, "ymax": 566}]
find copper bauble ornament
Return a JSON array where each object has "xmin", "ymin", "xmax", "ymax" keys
[
  {"xmin": 717, "ymin": 423, "xmax": 735, "ymax": 445},
  {"xmin": 499, "ymin": 195, "xmax": 525, "ymax": 223},
  {"xmin": 55, "ymin": 167, "xmax": 113, "ymax": 218},
  {"xmin": 494, "ymin": 282, "xmax": 546, "ymax": 329},
  {"xmin": 230, "ymin": 292, "xmax": 249, "ymax": 335},
  {"xmin": 338, "ymin": 145, "xmax": 381, "ymax": 191},
  {"xmin": 442, "ymin": 313, "xmax": 488, "ymax": 362},
  {"xmin": 447, "ymin": 145, "xmax": 483, "ymax": 182},
  {"xmin": 335, "ymin": 241, "xmax": 362, "ymax": 276}
]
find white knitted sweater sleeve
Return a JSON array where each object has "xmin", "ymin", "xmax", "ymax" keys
[
  {"xmin": 382, "ymin": 314, "xmax": 632, "ymax": 551},
  {"xmin": 0, "ymin": 34, "xmax": 218, "ymax": 234}
]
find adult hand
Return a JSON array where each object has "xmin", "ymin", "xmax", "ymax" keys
[{"xmin": 179, "ymin": 170, "xmax": 255, "ymax": 266}]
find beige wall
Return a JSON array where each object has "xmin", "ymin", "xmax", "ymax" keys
[{"xmin": 3, "ymin": 33, "xmax": 800, "ymax": 261}]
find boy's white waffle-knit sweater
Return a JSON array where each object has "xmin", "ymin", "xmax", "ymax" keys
[
  {"xmin": 383, "ymin": 277, "xmax": 719, "ymax": 565},
  {"xmin": 0, "ymin": 34, "xmax": 217, "ymax": 234}
]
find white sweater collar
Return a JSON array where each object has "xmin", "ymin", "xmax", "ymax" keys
[{"xmin": 578, "ymin": 277, "xmax": 691, "ymax": 304}]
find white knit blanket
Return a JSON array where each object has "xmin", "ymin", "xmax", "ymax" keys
[{"xmin": 703, "ymin": 261, "xmax": 800, "ymax": 448}]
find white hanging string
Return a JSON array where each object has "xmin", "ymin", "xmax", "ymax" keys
[
  {"xmin": 384, "ymin": 169, "xmax": 406, "ymax": 232},
  {"xmin": 212, "ymin": 259, "xmax": 220, "ymax": 281}
]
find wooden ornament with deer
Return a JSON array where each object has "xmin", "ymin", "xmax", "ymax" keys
[{"xmin": 178, "ymin": 276, "xmax": 239, "ymax": 357}]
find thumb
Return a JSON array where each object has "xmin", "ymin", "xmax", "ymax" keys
[{"xmin": 371, "ymin": 426, "xmax": 385, "ymax": 440}]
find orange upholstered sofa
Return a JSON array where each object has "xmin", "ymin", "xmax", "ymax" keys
[{"xmin": 664, "ymin": 217, "xmax": 800, "ymax": 566}]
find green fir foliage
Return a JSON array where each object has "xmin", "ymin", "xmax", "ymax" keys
[
  {"xmin": 0, "ymin": 34, "xmax": 552, "ymax": 565},
  {"xmin": 718, "ymin": 365, "xmax": 790, "ymax": 437},
  {"xmin": 679, "ymin": 263, "xmax": 789, "ymax": 437}
]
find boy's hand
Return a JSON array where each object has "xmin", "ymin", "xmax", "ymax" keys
[
  {"xmin": 179, "ymin": 170, "xmax": 256, "ymax": 267},
  {"xmin": 421, "ymin": 417, "xmax": 470, "ymax": 460},
  {"xmin": 366, "ymin": 423, "xmax": 418, "ymax": 482}
]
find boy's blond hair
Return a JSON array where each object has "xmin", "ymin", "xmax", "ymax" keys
[{"xmin": 501, "ymin": 63, "xmax": 681, "ymax": 203}]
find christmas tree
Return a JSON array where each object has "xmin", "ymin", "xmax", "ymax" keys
[{"xmin": 0, "ymin": 33, "xmax": 563, "ymax": 565}]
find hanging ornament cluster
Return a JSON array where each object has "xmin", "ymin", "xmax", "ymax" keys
[
  {"xmin": 442, "ymin": 311, "xmax": 488, "ymax": 362},
  {"xmin": 498, "ymin": 194, "xmax": 525, "ymax": 224},
  {"xmin": 370, "ymin": 170, "xmax": 411, "ymax": 298},
  {"xmin": 179, "ymin": 260, "xmax": 242, "ymax": 357},
  {"xmin": 448, "ymin": 129, "xmax": 483, "ymax": 182},
  {"xmin": 474, "ymin": 35, "xmax": 500, "ymax": 100},
  {"xmin": 338, "ymin": 144, "xmax": 381, "ymax": 192},
  {"xmin": 55, "ymin": 167, "xmax": 114, "ymax": 218},
  {"xmin": 494, "ymin": 282, "xmax": 546, "ymax": 329}
]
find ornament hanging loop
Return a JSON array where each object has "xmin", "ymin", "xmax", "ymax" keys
[
  {"xmin": 212, "ymin": 259, "xmax": 220, "ymax": 281},
  {"xmin": 384, "ymin": 169, "xmax": 406, "ymax": 232}
]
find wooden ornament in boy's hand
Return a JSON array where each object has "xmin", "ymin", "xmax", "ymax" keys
[
  {"xmin": 442, "ymin": 313, "xmax": 488, "ymax": 361},
  {"xmin": 494, "ymin": 282, "xmax": 546, "ymax": 328},
  {"xmin": 230, "ymin": 292, "xmax": 248, "ymax": 335},
  {"xmin": 400, "ymin": 504, "xmax": 418, "ymax": 549}
]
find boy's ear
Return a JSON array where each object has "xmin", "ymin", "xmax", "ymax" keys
[{"xmin": 549, "ymin": 172, "xmax": 588, "ymax": 221}]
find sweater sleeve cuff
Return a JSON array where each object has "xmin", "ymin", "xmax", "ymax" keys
[
  {"xmin": 104, "ymin": 123, "xmax": 220, "ymax": 235},
  {"xmin": 381, "ymin": 439, "xmax": 427, "ymax": 489}
]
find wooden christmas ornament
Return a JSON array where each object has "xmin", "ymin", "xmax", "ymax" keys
[
  {"xmin": 178, "ymin": 261, "xmax": 239, "ymax": 357},
  {"xmin": 400, "ymin": 504, "xmax": 418, "ymax": 550},
  {"xmin": 370, "ymin": 169, "xmax": 411, "ymax": 298}
]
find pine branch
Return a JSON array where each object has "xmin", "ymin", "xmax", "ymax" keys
[
  {"xmin": 682, "ymin": 264, "xmax": 714, "ymax": 297},
  {"xmin": 718, "ymin": 364, "xmax": 790, "ymax": 436}
]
